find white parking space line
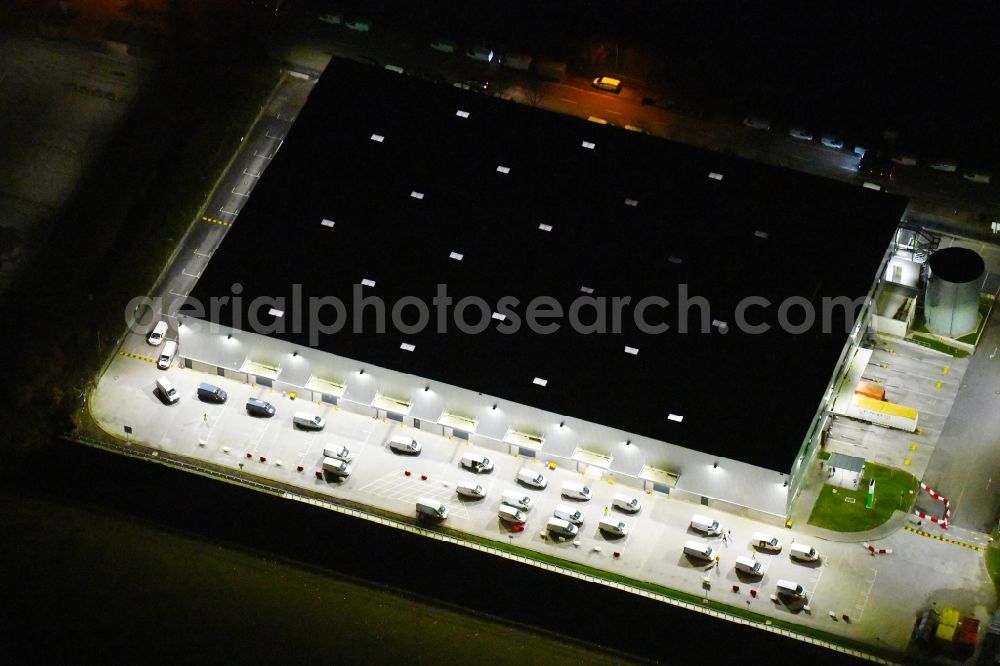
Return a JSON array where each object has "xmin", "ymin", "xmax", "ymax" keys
[
  {"xmin": 230, "ymin": 188, "xmax": 250, "ymax": 198},
  {"xmin": 252, "ymin": 151, "xmax": 273, "ymax": 160},
  {"xmin": 181, "ymin": 269, "xmax": 201, "ymax": 279},
  {"xmin": 242, "ymin": 168, "xmax": 261, "ymax": 178},
  {"xmin": 219, "ymin": 208, "xmax": 241, "ymax": 217},
  {"xmin": 193, "ymin": 250, "xmax": 212, "ymax": 258},
  {"xmin": 168, "ymin": 290, "xmax": 188, "ymax": 298},
  {"xmin": 265, "ymin": 130, "xmax": 285, "ymax": 140},
  {"xmin": 358, "ymin": 469, "xmax": 470, "ymax": 519},
  {"xmin": 558, "ymin": 98, "xmax": 578, "ymax": 105},
  {"xmin": 854, "ymin": 570, "xmax": 877, "ymax": 622}
]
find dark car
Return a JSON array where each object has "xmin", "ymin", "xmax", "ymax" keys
[
  {"xmin": 246, "ymin": 397, "xmax": 275, "ymax": 417},
  {"xmin": 197, "ymin": 382, "xmax": 227, "ymax": 404}
]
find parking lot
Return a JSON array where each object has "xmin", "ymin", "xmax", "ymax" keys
[{"xmin": 90, "ymin": 339, "xmax": 996, "ymax": 654}]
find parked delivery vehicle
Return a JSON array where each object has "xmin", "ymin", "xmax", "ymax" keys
[
  {"xmin": 735, "ymin": 555, "xmax": 763, "ymax": 576},
  {"xmin": 613, "ymin": 493, "xmax": 641, "ymax": 513},
  {"xmin": 456, "ymin": 481, "xmax": 486, "ymax": 499},
  {"xmin": 690, "ymin": 513, "xmax": 722, "ymax": 535},
  {"xmin": 553, "ymin": 504, "xmax": 584, "ymax": 525},
  {"xmin": 598, "ymin": 517, "xmax": 629, "ymax": 536},
  {"xmin": 323, "ymin": 443, "xmax": 352, "ymax": 463},
  {"xmin": 498, "ymin": 505, "xmax": 527, "ymax": 524},
  {"xmin": 155, "ymin": 377, "xmax": 179, "ymax": 404},
  {"xmin": 683, "ymin": 541, "xmax": 715, "ymax": 561},
  {"xmin": 416, "ymin": 497, "xmax": 448, "ymax": 520},
  {"xmin": 501, "ymin": 490, "xmax": 533, "ymax": 511},
  {"xmin": 460, "ymin": 451, "xmax": 494, "ymax": 473},
  {"xmin": 546, "ymin": 517, "xmax": 579, "ymax": 538},
  {"xmin": 246, "ymin": 397, "xmax": 275, "ymax": 417},
  {"xmin": 752, "ymin": 531, "xmax": 782, "ymax": 552},
  {"xmin": 293, "ymin": 412, "xmax": 326, "ymax": 430},
  {"xmin": 517, "ymin": 468, "xmax": 547, "ymax": 489},
  {"xmin": 776, "ymin": 579, "xmax": 806, "ymax": 598},
  {"xmin": 157, "ymin": 340, "xmax": 177, "ymax": 369},
  {"xmin": 789, "ymin": 543, "xmax": 819, "ymax": 562},
  {"xmin": 389, "ymin": 433, "xmax": 421, "ymax": 454},
  {"xmin": 322, "ymin": 457, "xmax": 351, "ymax": 478},
  {"xmin": 147, "ymin": 320, "xmax": 167, "ymax": 346},
  {"xmin": 197, "ymin": 382, "xmax": 227, "ymax": 404},
  {"xmin": 561, "ymin": 481, "xmax": 592, "ymax": 500}
]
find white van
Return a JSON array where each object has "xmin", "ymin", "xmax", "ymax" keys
[
  {"xmin": 322, "ymin": 457, "xmax": 351, "ymax": 478},
  {"xmin": 752, "ymin": 531, "xmax": 782, "ymax": 552},
  {"xmin": 460, "ymin": 451, "xmax": 494, "ymax": 473},
  {"xmin": 293, "ymin": 412, "xmax": 325, "ymax": 430},
  {"xmin": 323, "ymin": 443, "xmax": 352, "ymax": 463},
  {"xmin": 546, "ymin": 517, "xmax": 578, "ymax": 538},
  {"xmin": 465, "ymin": 46, "xmax": 494, "ymax": 62},
  {"xmin": 416, "ymin": 497, "xmax": 447, "ymax": 520},
  {"xmin": 157, "ymin": 340, "xmax": 177, "ymax": 369},
  {"xmin": 147, "ymin": 320, "xmax": 167, "ymax": 346},
  {"xmin": 429, "ymin": 40, "xmax": 457, "ymax": 54},
  {"xmin": 789, "ymin": 543, "xmax": 819, "ymax": 562},
  {"xmin": 345, "ymin": 18, "xmax": 371, "ymax": 32},
  {"xmin": 776, "ymin": 579, "xmax": 806, "ymax": 598},
  {"xmin": 390, "ymin": 433, "xmax": 421, "ymax": 455},
  {"xmin": 155, "ymin": 377, "xmax": 179, "ymax": 404},
  {"xmin": 735, "ymin": 555, "xmax": 763, "ymax": 576},
  {"xmin": 612, "ymin": 493, "xmax": 641, "ymax": 513},
  {"xmin": 501, "ymin": 490, "xmax": 533, "ymax": 511},
  {"xmin": 456, "ymin": 481, "xmax": 486, "ymax": 499},
  {"xmin": 598, "ymin": 517, "xmax": 629, "ymax": 536},
  {"xmin": 690, "ymin": 514, "xmax": 722, "ymax": 535},
  {"xmin": 553, "ymin": 504, "xmax": 584, "ymax": 525},
  {"xmin": 517, "ymin": 468, "xmax": 547, "ymax": 489},
  {"xmin": 683, "ymin": 541, "xmax": 715, "ymax": 560},
  {"xmin": 498, "ymin": 505, "xmax": 527, "ymax": 524},
  {"xmin": 561, "ymin": 481, "xmax": 592, "ymax": 500}
]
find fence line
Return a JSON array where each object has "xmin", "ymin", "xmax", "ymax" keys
[{"xmin": 68, "ymin": 431, "xmax": 895, "ymax": 665}]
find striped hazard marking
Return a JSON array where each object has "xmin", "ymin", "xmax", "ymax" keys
[
  {"xmin": 119, "ymin": 351, "xmax": 157, "ymax": 364},
  {"xmin": 903, "ymin": 526, "xmax": 984, "ymax": 552},
  {"xmin": 201, "ymin": 215, "xmax": 232, "ymax": 227}
]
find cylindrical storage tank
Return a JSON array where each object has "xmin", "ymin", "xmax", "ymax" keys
[{"xmin": 924, "ymin": 247, "xmax": 985, "ymax": 337}]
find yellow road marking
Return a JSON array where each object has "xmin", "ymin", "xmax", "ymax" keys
[
  {"xmin": 903, "ymin": 526, "xmax": 984, "ymax": 552},
  {"xmin": 201, "ymin": 215, "xmax": 232, "ymax": 227},
  {"xmin": 119, "ymin": 351, "xmax": 156, "ymax": 364}
]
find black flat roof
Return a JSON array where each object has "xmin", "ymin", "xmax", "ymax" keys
[{"xmin": 187, "ymin": 58, "xmax": 906, "ymax": 470}]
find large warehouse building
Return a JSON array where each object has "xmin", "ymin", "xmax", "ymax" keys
[{"xmin": 180, "ymin": 58, "xmax": 907, "ymax": 524}]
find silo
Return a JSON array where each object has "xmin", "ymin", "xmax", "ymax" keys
[{"xmin": 924, "ymin": 247, "xmax": 985, "ymax": 338}]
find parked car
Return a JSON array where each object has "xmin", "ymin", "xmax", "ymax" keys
[
  {"xmin": 891, "ymin": 152, "xmax": 919, "ymax": 166},
  {"xmin": 561, "ymin": 481, "xmax": 592, "ymax": 500},
  {"xmin": 789, "ymin": 543, "xmax": 819, "ymax": 562},
  {"xmin": 293, "ymin": 412, "xmax": 326, "ymax": 431},
  {"xmin": 821, "ymin": 135, "xmax": 845, "ymax": 149},
  {"xmin": 752, "ymin": 532, "xmax": 783, "ymax": 552},
  {"xmin": 389, "ymin": 433, "xmax": 421, "ymax": 454},
  {"xmin": 591, "ymin": 76, "xmax": 622, "ymax": 93},
  {"xmin": 517, "ymin": 468, "xmax": 547, "ymax": 488},
  {"xmin": 196, "ymin": 382, "xmax": 227, "ymax": 404},
  {"xmin": 553, "ymin": 504, "xmax": 584, "ymax": 525},
  {"xmin": 612, "ymin": 493, "xmax": 641, "ymax": 513},
  {"xmin": 456, "ymin": 481, "xmax": 486, "ymax": 499},
  {"xmin": 318, "ymin": 12, "xmax": 342, "ymax": 24},
  {"xmin": 690, "ymin": 513, "xmax": 722, "ymax": 535},
  {"xmin": 598, "ymin": 517, "xmax": 629, "ymax": 536},
  {"xmin": 788, "ymin": 127, "xmax": 814, "ymax": 141},
  {"xmin": 460, "ymin": 451, "xmax": 494, "ymax": 473},
  {"xmin": 147, "ymin": 320, "xmax": 167, "ymax": 345},
  {"xmin": 498, "ymin": 505, "xmax": 527, "ymax": 524},
  {"xmin": 928, "ymin": 158, "xmax": 958, "ymax": 172},
  {"xmin": 743, "ymin": 116, "xmax": 770, "ymax": 130},
  {"xmin": 323, "ymin": 443, "xmax": 352, "ymax": 463},
  {"xmin": 345, "ymin": 18, "xmax": 371, "ymax": 32},
  {"xmin": 246, "ymin": 397, "xmax": 275, "ymax": 417},
  {"xmin": 453, "ymin": 80, "xmax": 489, "ymax": 94},
  {"xmin": 429, "ymin": 40, "xmax": 457, "ymax": 53},
  {"xmin": 547, "ymin": 517, "xmax": 579, "ymax": 537},
  {"xmin": 501, "ymin": 490, "xmax": 533, "ymax": 511},
  {"xmin": 322, "ymin": 457, "xmax": 352, "ymax": 478},
  {"xmin": 735, "ymin": 555, "xmax": 763, "ymax": 576},
  {"xmin": 963, "ymin": 169, "xmax": 992, "ymax": 184},
  {"xmin": 155, "ymin": 377, "xmax": 178, "ymax": 405},
  {"xmin": 465, "ymin": 46, "xmax": 494, "ymax": 62},
  {"xmin": 157, "ymin": 340, "xmax": 177, "ymax": 369}
]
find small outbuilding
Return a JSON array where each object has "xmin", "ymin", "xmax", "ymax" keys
[{"xmin": 826, "ymin": 453, "xmax": 865, "ymax": 491}]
